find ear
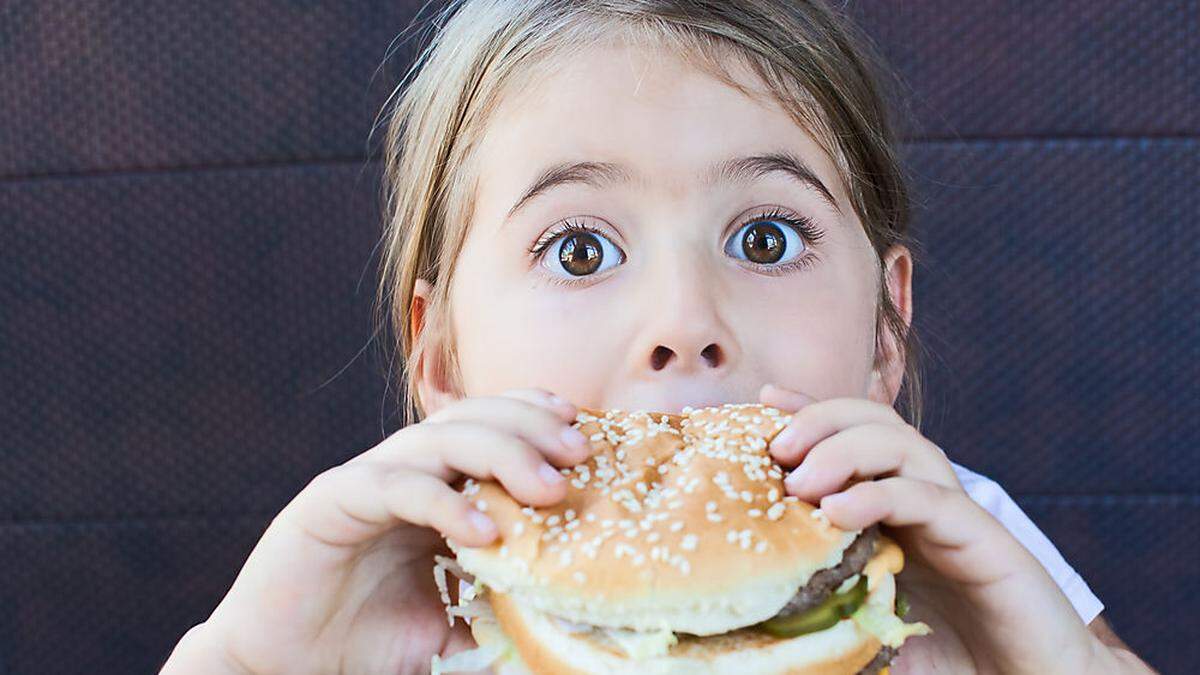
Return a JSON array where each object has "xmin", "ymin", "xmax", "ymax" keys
[
  {"xmin": 410, "ymin": 277, "xmax": 459, "ymax": 418},
  {"xmin": 868, "ymin": 244, "xmax": 913, "ymax": 406}
]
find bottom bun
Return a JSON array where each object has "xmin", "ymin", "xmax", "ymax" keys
[{"xmin": 469, "ymin": 589, "xmax": 892, "ymax": 675}]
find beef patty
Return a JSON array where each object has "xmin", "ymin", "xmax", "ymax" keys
[
  {"xmin": 772, "ymin": 524, "xmax": 880, "ymax": 619},
  {"xmin": 856, "ymin": 645, "xmax": 897, "ymax": 675}
]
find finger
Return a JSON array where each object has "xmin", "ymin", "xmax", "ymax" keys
[
  {"xmin": 758, "ymin": 383, "xmax": 816, "ymax": 413},
  {"xmin": 499, "ymin": 387, "xmax": 579, "ymax": 420},
  {"xmin": 423, "ymin": 393, "xmax": 592, "ymax": 467},
  {"xmin": 389, "ymin": 420, "xmax": 570, "ymax": 506},
  {"xmin": 281, "ymin": 463, "xmax": 499, "ymax": 549},
  {"xmin": 817, "ymin": 476, "xmax": 1024, "ymax": 582},
  {"xmin": 768, "ymin": 397, "xmax": 904, "ymax": 467},
  {"xmin": 784, "ymin": 423, "xmax": 960, "ymax": 501}
]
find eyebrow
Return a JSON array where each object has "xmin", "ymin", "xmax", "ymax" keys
[{"xmin": 503, "ymin": 151, "xmax": 842, "ymax": 225}]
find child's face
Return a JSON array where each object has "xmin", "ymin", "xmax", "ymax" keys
[{"xmin": 418, "ymin": 41, "xmax": 909, "ymax": 415}]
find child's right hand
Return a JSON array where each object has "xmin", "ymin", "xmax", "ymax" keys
[{"xmin": 160, "ymin": 388, "xmax": 591, "ymax": 675}]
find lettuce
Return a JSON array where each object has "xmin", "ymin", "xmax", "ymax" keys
[{"xmin": 850, "ymin": 599, "xmax": 931, "ymax": 648}]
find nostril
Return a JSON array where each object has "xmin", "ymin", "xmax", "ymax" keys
[
  {"xmin": 651, "ymin": 345, "xmax": 673, "ymax": 370},
  {"xmin": 701, "ymin": 343, "xmax": 721, "ymax": 367}
]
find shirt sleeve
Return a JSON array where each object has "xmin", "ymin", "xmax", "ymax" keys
[{"xmin": 950, "ymin": 460, "xmax": 1105, "ymax": 625}]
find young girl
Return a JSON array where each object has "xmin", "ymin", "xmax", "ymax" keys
[{"xmin": 162, "ymin": 1, "xmax": 1157, "ymax": 673}]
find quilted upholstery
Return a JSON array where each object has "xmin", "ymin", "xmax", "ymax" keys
[{"xmin": 0, "ymin": 1, "xmax": 1195, "ymax": 673}]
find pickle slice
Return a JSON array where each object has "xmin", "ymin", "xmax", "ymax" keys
[{"xmin": 758, "ymin": 575, "xmax": 869, "ymax": 638}]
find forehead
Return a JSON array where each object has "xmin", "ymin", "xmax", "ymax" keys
[{"xmin": 472, "ymin": 39, "xmax": 849, "ymax": 210}]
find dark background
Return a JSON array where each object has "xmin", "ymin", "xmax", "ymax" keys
[{"xmin": 1, "ymin": 1, "xmax": 1196, "ymax": 673}]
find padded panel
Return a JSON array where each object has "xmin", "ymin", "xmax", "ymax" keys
[
  {"xmin": 0, "ymin": 162, "xmax": 398, "ymax": 522},
  {"xmin": 0, "ymin": 1, "xmax": 425, "ymax": 177},
  {"xmin": 0, "ymin": 516, "xmax": 272, "ymax": 675},
  {"xmin": 1021, "ymin": 496, "xmax": 1198, "ymax": 675},
  {"xmin": 907, "ymin": 138, "xmax": 1199, "ymax": 494},
  {"xmin": 0, "ymin": 500, "xmax": 1191, "ymax": 674},
  {"xmin": 2, "ymin": 1, "xmax": 1196, "ymax": 178},
  {"xmin": 849, "ymin": 1, "xmax": 1200, "ymax": 139}
]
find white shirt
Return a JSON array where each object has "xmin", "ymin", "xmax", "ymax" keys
[{"xmin": 952, "ymin": 460, "xmax": 1104, "ymax": 624}]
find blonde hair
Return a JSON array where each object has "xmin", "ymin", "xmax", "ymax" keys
[{"xmin": 372, "ymin": 0, "xmax": 922, "ymax": 429}]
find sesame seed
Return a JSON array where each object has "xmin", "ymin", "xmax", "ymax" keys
[
  {"xmin": 755, "ymin": 541, "xmax": 769, "ymax": 553},
  {"xmin": 546, "ymin": 515, "xmax": 561, "ymax": 526},
  {"xmin": 681, "ymin": 534, "xmax": 698, "ymax": 551},
  {"xmin": 573, "ymin": 571, "xmax": 587, "ymax": 583},
  {"xmin": 767, "ymin": 503, "xmax": 785, "ymax": 520},
  {"xmin": 474, "ymin": 500, "xmax": 488, "ymax": 512},
  {"xmin": 513, "ymin": 522, "xmax": 525, "ymax": 536},
  {"xmin": 646, "ymin": 532, "xmax": 661, "ymax": 543},
  {"xmin": 670, "ymin": 521, "xmax": 684, "ymax": 532}
]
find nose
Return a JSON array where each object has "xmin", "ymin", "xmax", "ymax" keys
[
  {"xmin": 650, "ymin": 342, "xmax": 725, "ymax": 371},
  {"xmin": 632, "ymin": 236, "xmax": 738, "ymax": 377}
]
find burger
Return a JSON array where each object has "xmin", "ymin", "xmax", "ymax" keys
[{"xmin": 431, "ymin": 402, "xmax": 930, "ymax": 674}]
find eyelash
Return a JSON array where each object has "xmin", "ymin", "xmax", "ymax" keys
[{"xmin": 527, "ymin": 207, "xmax": 824, "ymax": 286}]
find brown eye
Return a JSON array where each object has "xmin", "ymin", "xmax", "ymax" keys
[
  {"xmin": 537, "ymin": 224, "xmax": 624, "ymax": 281},
  {"xmin": 741, "ymin": 222, "xmax": 786, "ymax": 264},
  {"xmin": 559, "ymin": 231, "xmax": 603, "ymax": 276},
  {"xmin": 725, "ymin": 217, "xmax": 809, "ymax": 267}
]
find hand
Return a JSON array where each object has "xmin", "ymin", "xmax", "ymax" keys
[
  {"xmin": 759, "ymin": 383, "xmax": 1105, "ymax": 675},
  {"xmin": 159, "ymin": 388, "xmax": 591, "ymax": 675}
]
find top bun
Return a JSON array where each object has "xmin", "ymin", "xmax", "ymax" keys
[{"xmin": 449, "ymin": 403, "xmax": 867, "ymax": 635}]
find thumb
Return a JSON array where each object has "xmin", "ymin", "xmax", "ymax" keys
[{"xmin": 758, "ymin": 383, "xmax": 816, "ymax": 412}]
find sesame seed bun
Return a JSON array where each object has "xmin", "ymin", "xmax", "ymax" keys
[
  {"xmin": 451, "ymin": 403, "xmax": 868, "ymax": 634},
  {"xmin": 466, "ymin": 535, "xmax": 907, "ymax": 674}
]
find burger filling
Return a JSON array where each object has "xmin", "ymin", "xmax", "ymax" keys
[
  {"xmin": 770, "ymin": 525, "xmax": 880, "ymax": 621},
  {"xmin": 432, "ymin": 526, "xmax": 922, "ymax": 674}
]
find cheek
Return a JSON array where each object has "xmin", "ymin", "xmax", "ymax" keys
[
  {"xmin": 750, "ymin": 271, "xmax": 878, "ymax": 399},
  {"xmin": 451, "ymin": 268, "xmax": 617, "ymax": 398}
]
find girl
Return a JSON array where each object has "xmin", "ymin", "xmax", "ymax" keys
[{"xmin": 162, "ymin": 1, "xmax": 1157, "ymax": 673}]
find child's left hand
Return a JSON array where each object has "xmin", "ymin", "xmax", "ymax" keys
[{"xmin": 759, "ymin": 383, "xmax": 1110, "ymax": 675}]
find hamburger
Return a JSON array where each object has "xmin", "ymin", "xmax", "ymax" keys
[{"xmin": 432, "ymin": 402, "xmax": 930, "ymax": 674}]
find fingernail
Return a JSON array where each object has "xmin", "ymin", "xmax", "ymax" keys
[
  {"xmin": 468, "ymin": 509, "xmax": 497, "ymax": 536},
  {"xmin": 772, "ymin": 425, "xmax": 798, "ymax": 452},
  {"xmin": 784, "ymin": 463, "xmax": 809, "ymax": 491},
  {"xmin": 538, "ymin": 462, "xmax": 566, "ymax": 486},
  {"xmin": 560, "ymin": 426, "xmax": 590, "ymax": 453},
  {"xmin": 821, "ymin": 491, "xmax": 850, "ymax": 510}
]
